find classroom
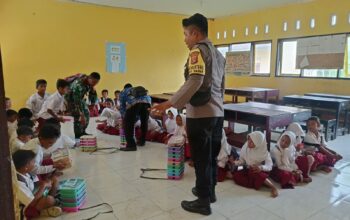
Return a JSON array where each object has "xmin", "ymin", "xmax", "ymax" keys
[{"xmin": 1, "ymin": 0, "xmax": 350, "ymax": 219}]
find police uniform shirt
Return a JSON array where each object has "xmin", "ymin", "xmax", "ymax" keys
[{"xmin": 170, "ymin": 38, "xmax": 225, "ymax": 118}]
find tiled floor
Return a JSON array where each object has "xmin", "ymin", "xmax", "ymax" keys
[{"xmin": 38, "ymin": 119, "xmax": 350, "ymax": 220}]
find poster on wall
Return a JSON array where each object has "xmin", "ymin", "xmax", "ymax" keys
[
  {"xmin": 296, "ymin": 34, "xmax": 346, "ymax": 69},
  {"xmin": 225, "ymin": 51, "xmax": 252, "ymax": 75},
  {"xmin": 106, "ymin": 42, "xmax": 126, "ymax": 73}
]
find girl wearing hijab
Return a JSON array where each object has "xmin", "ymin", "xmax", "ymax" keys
[
  {"xmin": 271, "ymin": 131, "xmax": 312, "ymax": 189},
  {"xmin": 286, "ymin": 122, "xmax": 315, "ymax": 181},
  {"xmin": 233, "ymin": 131, "xmax": 278, "ymax": 198},
  {"xmin": 167, "ymin": 114, "xmax": 187, "ymax": 147}
]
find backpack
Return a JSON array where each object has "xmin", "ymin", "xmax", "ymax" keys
[{"xmin": 130, "ymin": 86, "xmax": 148, "ymax": 98}]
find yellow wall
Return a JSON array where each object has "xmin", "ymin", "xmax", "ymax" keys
[
  {"xmin": 2, "ymin": 0, "xmax": 350, "ymax": 110},
  {"xmin": 212, "ymin": 0, "xmax": 350, "ymax": 99},
  {"xmin": 0, "ymin": 0, "xmax": 202, "ymax": 110}
]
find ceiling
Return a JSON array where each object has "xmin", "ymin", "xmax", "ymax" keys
[{"xmin": 71, "ymin": 0, "xmax": 314, "ymax": 18}]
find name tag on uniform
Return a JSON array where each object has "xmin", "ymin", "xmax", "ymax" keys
[{"xmin": 188, "ymin": 48, "xmax": 205, "ymax": 75}]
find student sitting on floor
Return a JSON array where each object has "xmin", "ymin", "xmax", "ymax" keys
[
  {"xmin": 37, "ymin": 79, "xmax": 69, "ymax": 130},
  {"xmin": 232, "ymin": 131, "xmax": 278, "ymax": 198},
  {"xmin": 114, "ymin": 90, "xmax": 121, "ymax": 109},
  {"xmin": 22, "ymin": 124, "xmax": 65, "ymax": 179},
  {"xmin": 96, "ymin": 98, "xmax": 121, "ymax": 135},
  {"xmin": 271, "ymin": 131, "xmax": 312, "ymax": 189},
  {"xmin": 217, "ymin": 129, "xmax": 239, "ymax": 182},
  {"xmin": 135, "ymin": 116, "xmax": 165, "ymax": 143},
  {"xmin": 5, "ymin": 97, "xmax": 12, "ymax": 110},
  {"xmin": 10, "ymin": 126, "xmax": 34, "ymax": 154},
  {"xmin": 286, "ymin": 122, "xmax": 315, "ymax": 180},
  {"xmin": 41, "ymin": 119, "xmax": 76, "ymax": 160},
  {"xmin": 304, "ymin": 116, "xmax": 343, "ymax": 173},
  {"xmin": 99, "ymin": 89, "xmax": 109, "ymax": 113},
  {"xmin": 7, "ymin": 109, "xmax": 18, "ymax": 137},
  {"xmin": 167, "ymin": 114, "xmax": 187, "ymax": 146},
  {"xmin": 26, "ymin": 79, "xmax": 49, "ymax": 120},
  {"xmin": 164, "ymin": 108, "xmax": 177, "ymax": 135},
  {"xmin": 13, "ymin": 150, "xmax": 62, "ymax": 219}
]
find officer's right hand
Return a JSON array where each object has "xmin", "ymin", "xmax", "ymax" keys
[{"xmin": 80, "ymin": 115, "xmax": 87, "ymax": 126}]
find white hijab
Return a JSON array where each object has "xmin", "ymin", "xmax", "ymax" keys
[
  {"xmin": 286, "ymin": 123, "xmax": 305, "ymax": 145},
  {"xmin": 276, "ymin": 131, "xmax": 297, "ymax": 163},
  {"xmin": 271, "ymin": 131, "xmax": 299, "ymax": 171},
  {"xmin": 165, "ymin": 108, "xmax": 177, "ymax": 134},
  {"xmin": 173, "ymin": 114, "xmax": 186, "ymax": 136},
  {"xmin": 240, "ymin": 131, "xmax": 268, "ymax": 166}
]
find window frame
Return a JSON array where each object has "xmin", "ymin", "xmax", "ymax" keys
[
  {"xmin": 216, "ymin": 40, "xmax": 273, "ymax": 77},
  {"xmin": 276, "ymin": 32, "xmax": 350, "ymax": 80}
]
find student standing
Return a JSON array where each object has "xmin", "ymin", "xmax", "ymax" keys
[{"xmin": 26, "ymin": 79, "xmax": 49, "ymax": 120}]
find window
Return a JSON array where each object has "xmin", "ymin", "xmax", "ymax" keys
[
  {"xmin": 228, "ymin": 41, "xmax": 272, "ymax": 75},
  {"xmin": 277, "ymin": 34, "xmax": 350, "ymax": 79},
  {"xmin": 217, "ymin": 45, "xmax": 229, "ymax": 58},
  {"xmin": 254, "ymin": 43, "xmax": 272, "ymax": 74}
]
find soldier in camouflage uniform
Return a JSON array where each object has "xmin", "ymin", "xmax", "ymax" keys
[{"xmin": 65, "ymin": 72, "xmax": 100, "ymax": 138}]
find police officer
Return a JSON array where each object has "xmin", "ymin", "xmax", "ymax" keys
[
  {"xmin": 152, "ymin": 13, "xmax": 225, "ymax": 215},
  {"xmin": 65, "ymin": 72, "xmax": 100, "ymax": 139}
]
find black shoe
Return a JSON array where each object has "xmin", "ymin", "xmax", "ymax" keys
[
  {"xmin": 120, "ymin": 147, "xmax": 137, "ymax": 151},
  {"xmin": 192, "ymin": 187, "xmax": 217, "ymax": 203},
  {"xmin": 181, "ymin": 199, "xmax": 211, "ymax": 216}
]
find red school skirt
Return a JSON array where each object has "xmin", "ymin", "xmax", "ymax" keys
[
  {"xmin": 310, "ymin": 152, "xmax": 336, "ymax": 171},
  {"xmin": 233, "ymin": 168, "xmax": 269, "ymax": 190}
]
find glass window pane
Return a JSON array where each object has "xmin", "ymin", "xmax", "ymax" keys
[
  {"xmin": 303, "ymin": 69, "xmax": 338, "ymax": 78},
  {"xmin": 231, "ymin": 43, "xmax": 251, "ymax": 52},
  {"xmin": 254, "ymin": 43, "xmax": 271, "ymax": 74},
  {"xmin": 281, "ymin": 41, "xmax": 301, "ymax": 75},
  {"xmin": 217, "ymin": 46, "xmax": 229, "ymax": 58},
  {"xmin": 340, "ymin": 36, "xmax": 350, "ymax": 78}
]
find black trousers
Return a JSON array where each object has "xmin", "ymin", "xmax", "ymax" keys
[
  {"xmin": 123, "ymin": 103, "xmax": 150, "ymax": 148},
  {"xmin": 187, "ymin": 117, "xmax": 224, "ymax": 199}
]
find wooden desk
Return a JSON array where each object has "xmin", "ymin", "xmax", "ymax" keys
[
  {"xmin": 305, "ymin": 93, "xmax": 350, "ymax": 100},
  {"xmin": 239, "ymin": 102, "xmax": 312, "ymax": 122},
  {"xmin": 224, "ymin": 103, "xmax": 293, "ymax": 149},
  {"xmin": 225, "ymin": 87, "xmax": 279, "ymax": 103},
  {"xmin": 283, "ymin": 95, "xmax": 350, "ymax": 137},
  {"xmin": 150, "ymin": 93, "xmax": 173, "ymax": 103}
]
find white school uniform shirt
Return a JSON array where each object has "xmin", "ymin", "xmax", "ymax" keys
[
  {"xmin": 8, "ymin": 121, "xmax": 17, "ymax": 138},
  {"xmin": 271, "ymin": 131, "xmax": 299, "ymax": 172},
  {"xmin": 22, "ymin": 138, "xmax": 55, "ymax": 174},
  {"xmin": 165, "ymin": 118, "xmax": 176, "ymax": 134},
  {"xmin": 135, "ymin": 117, "xmax": 162, "ymax": 132},
  {"xmin": 42, "ymin": 134, "xmax": 75, "ymax": 158},
  {"xmin": 26, "ymin": 92, "xmax": 49, "ymax": 119},
  {"xmin": 303, "ymin": 130, "xmax": 326, "ymax": 152},
  {"xmin": 10, "ymin": 137, "xmax": 25, "ymax": 153},
  {"xmin": 100, "ymin": 107, "xmax": 121, "ymax": 127},
  {"xmin": 38, "ymin": 91, "xmax": 64, "ymax": 120},
  {"xmin": 236, "ymin": 131, "xmax": 273, "ymax": 172},
  {"xmin": 16, "ymin": 172, "xmax": 35, "ymax": 207},
  {"xmin": 217, "ymin": 129, "xmax": 233, "ymax": 168}
]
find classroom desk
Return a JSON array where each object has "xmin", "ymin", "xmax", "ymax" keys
[
  {"xmin": 224, "ymin": 103, "xmax": 293, "ymax": 149},
  {"xmin": 304, "ymin": 93, "xmax": 350, "ymax": 100},
  {"xmin": 225, "ymin": 87, "xmax": 279, "ymax": 103},
  {"xmin": 150, "ymin": 93, "xmax": 173, "ymax": 103},
  {"xmin": 240, "ymin": 102, "xmax": 312, "ymax": 122},
  {"xmin": 283, "ymin": 95, "xmax": 350, "ymax": 137}
]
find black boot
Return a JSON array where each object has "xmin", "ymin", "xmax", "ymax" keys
[
  {"xmin": 181, "ymin": 198, "xmax": 211, "ymax": 216},
  {"xmin": 120, "ymin": 147, "xmax": 137, "ymax": 151},
  {"xmin": 192, "ymin": 187, "xmax": 217, "ymax": 203}
]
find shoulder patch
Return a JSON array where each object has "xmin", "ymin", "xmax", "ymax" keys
[{"xmin": 188, "ymin": 48, "xmax": 205, "ymax": 75}]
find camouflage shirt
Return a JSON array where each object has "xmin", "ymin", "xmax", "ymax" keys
[{"xmin": 65, "ymin": 76, "xmax": 97, "ymax": 113}]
